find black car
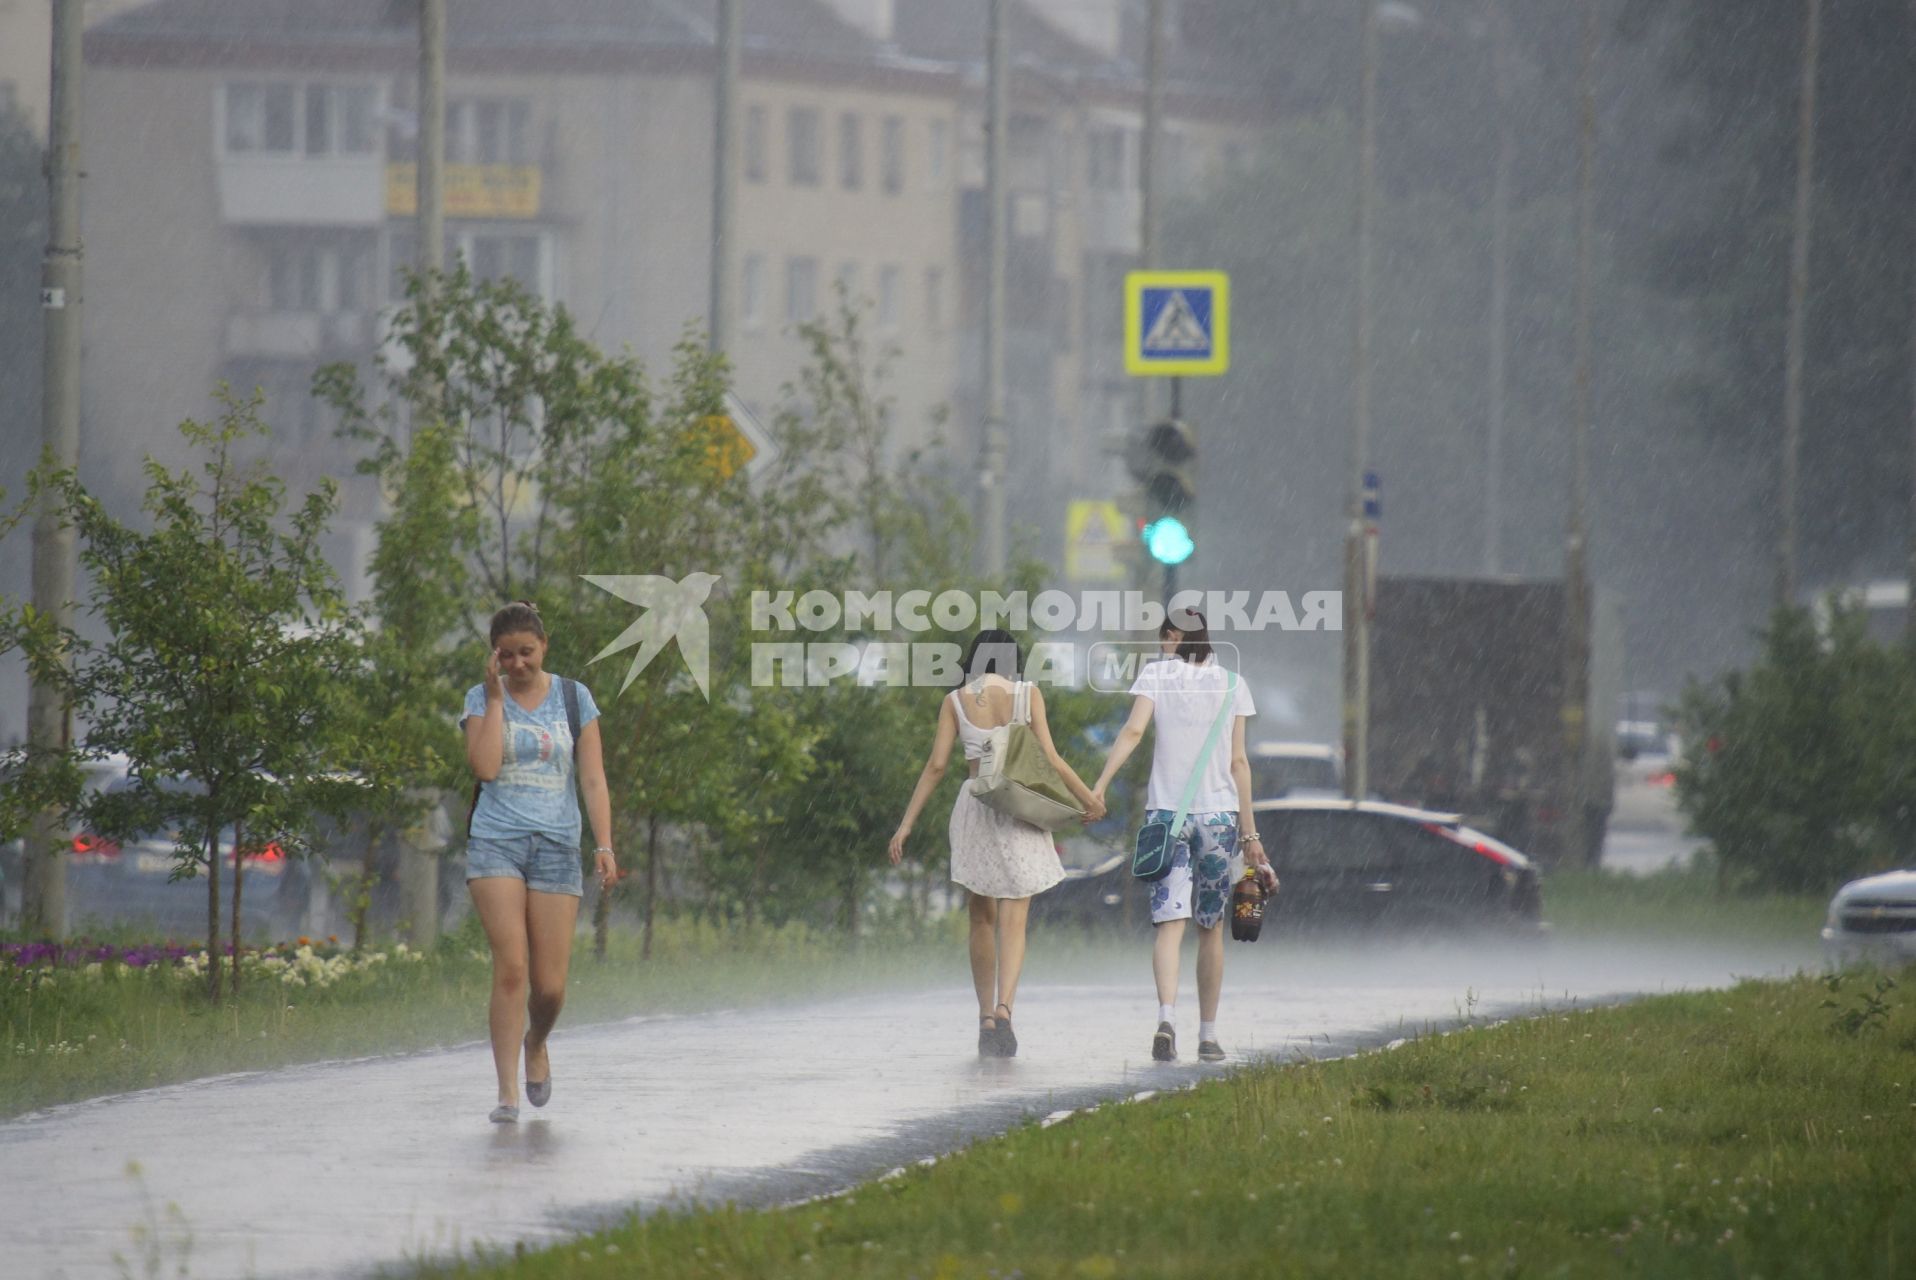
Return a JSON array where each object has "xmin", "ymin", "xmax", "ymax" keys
[
  {"xmin": 1032, "ymin": 799, "xmax": 1543, "ymax": 934},
  {"xmin": 1254, "ymin": 799, "xmax": 1543, "ymax": 932}
]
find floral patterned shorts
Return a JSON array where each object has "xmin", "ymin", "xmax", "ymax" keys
[{"xmin": 1144, "ymin": 810, "xmax": 1240, "ymax": 928}]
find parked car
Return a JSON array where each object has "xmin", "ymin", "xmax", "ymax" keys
[
  {"xmin": 1821, "ymin": 869, "xmax": 1916, "ymax": 969},
  {"xmin": 65, "ymin": 774, "xmax": 296, "ymax": 938},
  {"xmin": 1249, "ymin": 741, "xmax": 1344, "ymax": 800},
  {"xmin": 1253, "ymin": 799, "xmax": 1543, "ymax": 932},
  {"xmin": 1033, "ymin": 798, "xmax": 1544, "ymax": 935}
]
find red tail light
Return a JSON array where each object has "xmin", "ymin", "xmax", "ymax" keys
[
  {"xmin": 1421, "ymin": 822, "xmax": 1515, "ymax": 867},
  {"xmin": 72, "ymin": 833, "xmax": 121, "ymax": 859}
]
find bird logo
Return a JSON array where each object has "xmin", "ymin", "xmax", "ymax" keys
[{"xmin": 583, "ymin": 572, "xmax": 721, "ymax": 700}]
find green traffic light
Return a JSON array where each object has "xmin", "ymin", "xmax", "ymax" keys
[{"xmin": 1143, "ymin": 517, "xmax": 1195, "ymax": 566}]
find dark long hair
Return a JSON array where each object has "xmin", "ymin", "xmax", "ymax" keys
[
  {"xmin": 957, "ymin": 628, "xmax": 1022, "ymax": 686},
  {"xmin": 1160, "ymin": 607, "xmax": 1214, "ymax": 664}
]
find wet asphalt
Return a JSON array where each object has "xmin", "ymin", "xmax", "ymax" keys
[{"xmin": 2, "ymin": 783, "xmax": 1812, "ymax": 1280}]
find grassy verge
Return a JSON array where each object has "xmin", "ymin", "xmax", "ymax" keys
[
  {"xmin": 1541, "ymin": 863, "xmax": 1827, "ymax": 943},
  {"xmin": 0, "ymin": 917, "xmax": 961, "ymax": 1119},
  {"xmin": 417, "ymin": 967, "xmax": 1916, "ymax": 1280}
]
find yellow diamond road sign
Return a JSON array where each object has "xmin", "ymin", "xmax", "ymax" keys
[{"xmin": 1125, "ymin": 270, "xmax": 1230, "ymax": 377}]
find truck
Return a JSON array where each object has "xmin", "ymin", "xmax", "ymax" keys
[{"xmin": 1367, "ymin": 575, "xmax": 1622, "ymax": 866}]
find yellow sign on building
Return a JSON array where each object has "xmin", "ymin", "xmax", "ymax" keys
[
  {"xmin": 385, "ymin": 164, "xmax": 542, "ymax": 220},
  {"xmin": 1065, "ymin": 499, "xmax": 1131, "ymax": 582},
  {"xmin": 691, "ymin": 415, "xmax": 759, "ymax": 481}
]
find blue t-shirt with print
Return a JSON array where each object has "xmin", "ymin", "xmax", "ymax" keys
[{"xmin": 461, "ymin": 676, "xmax": 602, "ymax": 843}]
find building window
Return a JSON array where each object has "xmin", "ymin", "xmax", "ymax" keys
[
  {"xmin": 878, "ymin": 265, "xmax": 901, "ymax": 330},
  {"xmin": 927, "ymin": 118, "xmax": 949, "ymax": 188},
  {"xmin": 879, "ymin": 116, "xmax": 905, "ymax": 195},
  {"xmin": 1087, "ymin": 126, "xmax": 1126, "ymax": 191},
  {"xmin": 389, "ymin": 228, "xmax": 552, "ymax": 301},
  {"xmin": 786, "ymin": 256, "xmax": 818, "ymax": 324},
  {"xmin": 302, "ymin": 84, "xmax": 378, "ymax": 157},
  {"xmin": 264, "ymin": 236, "xmax": 374, "ymax": 313},
  {"xmin": 742, "ymin": 253, "xmax": 767, "ymax": 329},
  {"xmin": 838, "ymin": 112, "xmax": 863, "ymax": 191},
  {"xmin": 228, "ymin": 82, "xmax": 376, "ymax": 156},
  {"xmin": 744, "ymin": 105, "xmax": 767, "ymax": 183},
  {"xmin": 225, "ymin": 82, "xmax": 296, "ymax": 153},
  {"xmin": 787, "ymin": 107, "xmax": 821, "ymax": 186},
  {"xmin": 835, "ymin": 261, "xmax": 860, "ymax": 309},
  {"xmin": 924, "ymin": 266, "xmax": 944, "ymax": 334},
  {"xmin": 449, "ymin": 98, "xmax": 532, "ymax": 165}
]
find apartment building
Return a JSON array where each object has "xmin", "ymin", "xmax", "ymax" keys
[{"xmin": 76, "ymin": 0, "xmax": 1265, "ymax": 587}]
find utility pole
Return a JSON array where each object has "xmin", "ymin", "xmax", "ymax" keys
[
  {"xmin": 23, "ymin": 0, "xmax": 85, "ymax": 938},
  {"xmin": 1139, "ymin": 0, "xmax": 1165, "ymax": 425},
  {"xmin": 1563, "ymin": 0, "xmax": 1596, "ymax": 866},
  {"xmin": 1343, "ymin": 0, "xmax": 1379, "ymax": 803},
  {"xmin": 418, "ymin": 0, "xmax": 446, "ymax": 287},
  {"xmin": 1484, "ymin": 0, "xmax": 1512, "ymax": 576},
  {"xmin": 980, "ymin": 0, "xmax": 1009, "ymax": 575},
  {"xmin": 1778, "ymin": 0, "xmax": 1820, "ymax": 609},
  {"xmin": 401, "ymin": 0, "xmax": 448, "ymax": 946},
  {"xmin": 709, "ymin": 0, "xmax": 740, "ymax": 357},
  {"xmin": 1908, "ymin": 0, "xmax": 1916, "ymax": 644}
]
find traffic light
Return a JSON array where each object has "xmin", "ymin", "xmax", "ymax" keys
[{"xmin": 1126, "ymin": 419, "xmax": 1196, "ymax": 566}]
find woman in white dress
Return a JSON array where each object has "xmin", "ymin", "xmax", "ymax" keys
[{"xmin": 889, "ymin": 630, "xmax": 1106, "ymax": 1056}]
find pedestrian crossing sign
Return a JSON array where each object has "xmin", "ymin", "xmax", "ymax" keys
[{"xmin": 1125, "ymin": 270, "xmax": 1230, "ymax": 376}]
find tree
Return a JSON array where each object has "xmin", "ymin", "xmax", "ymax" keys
[{"xmin": 2, "ymin": 394, "xmax": 365, "ymax": 999}]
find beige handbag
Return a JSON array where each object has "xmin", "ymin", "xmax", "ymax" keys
[{"xmin": 970, "ymin": 681, "xmax": 1085, "ymax": 831}]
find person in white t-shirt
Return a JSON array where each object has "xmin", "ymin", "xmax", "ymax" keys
[{"xmin": 1090, "ymin": 608, "xmax": 1276, "ymax": 1064}]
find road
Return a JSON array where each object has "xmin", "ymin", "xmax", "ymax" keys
[
  {"xmin": 1, "ymin": 923, "xmax": 1815, "ymax": 1280},
  {"xmin": 1601, "ymin": 759, "xmax": 1702, "ymax": 876}
]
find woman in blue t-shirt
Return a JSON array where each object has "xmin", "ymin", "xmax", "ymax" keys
[{"xmin": 461, "ymin": 601, "xmax": 617, "ymax": 1124}]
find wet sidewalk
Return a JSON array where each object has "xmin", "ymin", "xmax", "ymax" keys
[{"xmin": 1, "ymin": 936, "xmax": 1813, "ymax": 1280}]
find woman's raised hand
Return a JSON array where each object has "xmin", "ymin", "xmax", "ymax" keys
[{"xmin": 483, "ymin": 648, "xmax": 505, "ymax": 701}]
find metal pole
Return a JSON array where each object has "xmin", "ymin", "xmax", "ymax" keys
[
  {"xmin": 402, "ymin": 0, "xmax": 446, "ymax": 942},
  {"xmin": 980, "ymin": 0, "xmax": 1009, "ymax": 575},
  {"xmin": 1563, "ymin": 0, "xmax": 1596, "ymax": 866},
  {"xmin": 1139, "ymin": 0, "xmax": 1165, "ymax": 424},
  {"xmin": 418, "ymin": 0, "xmax": 446, "ymax": 285},
  {"xmin": 1909, "ymin": 5, "xmax": 1916, "ymax": 644},
  {"xmin": 1344, "ymin": 0, "xmax": 1378, "ymax": 803},
  {"xmin": 709, "ymin": 0, "xmax": 740, "ymax": 357},
  {"xmin": 1778, "ymin": 0, "xmax": 1820, "ymax": 609},
  {"xmin": 23, "ymin": 0, "xmax": 85, "ymax": 938},
  {"xmin": 1484, "ymin": 0, "xmax": 1511, "ymax": 576}
]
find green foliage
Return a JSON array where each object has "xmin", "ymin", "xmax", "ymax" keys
[
  {"xmin": 1674, "ymin": 604, "xmax": 1916, "ymax": 893},
  {"xmin": 1823, "ymin": 971, "xmax": 1897, "ymax": 1038},
  {"xmin": 0, "ymin": 393, "xmax": 368, "ymax": 998}
]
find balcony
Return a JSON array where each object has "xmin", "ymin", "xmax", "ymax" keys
[
  {"xmin": 224, "ymin": 310, "xmax": 375, "ymax": 361},
  {"xmin": 217, "ymin": 154, "xmax": 386, "ymax": 226}
]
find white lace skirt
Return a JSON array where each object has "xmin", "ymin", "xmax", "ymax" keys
[{"xmin": 948, "ymin": 782, "xmax": 1065, "ymax": 900}]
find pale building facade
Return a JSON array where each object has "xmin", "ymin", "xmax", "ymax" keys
[{"xmin": 75, "ymin": 0, "xmax": 1265, "ymax": 589}]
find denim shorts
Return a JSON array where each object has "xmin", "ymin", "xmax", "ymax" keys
[{"xmin": 465, "ymin": 833, "xmax": 583, "ymax": 897}]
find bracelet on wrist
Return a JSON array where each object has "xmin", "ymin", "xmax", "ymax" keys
[{"xmin": 593, "ymin": 846, "xmax": 614, "ymax": 854}]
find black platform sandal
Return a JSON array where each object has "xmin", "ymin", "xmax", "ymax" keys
[
  {"xmin": 995, "ymin": 1003, "xmax": 1017, "ymax": 1058},
  {"xmin": 978, "ymin": 1013, "xmax": 1000, "ymax": 1057}
]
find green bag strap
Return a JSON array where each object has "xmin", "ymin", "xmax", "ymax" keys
[{"xmin": 1168, "ymin": 669, "xmax": 1238, "ymax": 840}]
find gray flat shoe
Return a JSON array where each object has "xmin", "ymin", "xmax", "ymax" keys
[
  {"xmin": 525, "ymin": 1035, "xmax": 551, "ymax": 1107},
  {"xmin": 489, "ymin": 1104, "xmax": 519, "ymax": 1124}
]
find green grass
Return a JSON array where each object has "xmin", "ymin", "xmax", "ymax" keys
[
  {"xmin": 1542, "ymin": 864, "xmax": 1828, "ymax": 943},
  {"xmin": 415, "ymin": 968, "xmax": 1916, "ymax": 1280},
  {"xmin": 0, "ymin": 917, "xmax": 961, "ymax": 1119}
]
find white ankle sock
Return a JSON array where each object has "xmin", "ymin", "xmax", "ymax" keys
[
  {"xmin": 1158, "ymin": 1003, "xmax": 1176, "ymax": 1026},
  {"xmin": 1199, "ymin": 1020, "xmax": 1218, "ymax": 1043}
]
